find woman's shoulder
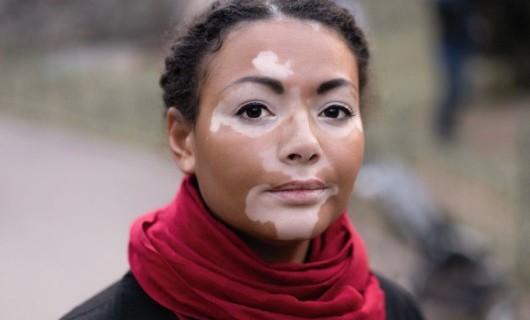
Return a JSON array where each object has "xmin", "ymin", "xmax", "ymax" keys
[
  {"xmin": 60, "ymin": 277, "xmax": 123, "ymax": 320},
  {"xmin": 376, "ymin": 273, "xmax": 425, "ymax": 320},
  {"xmin": 60, "ymin": 272, "xmax": 176, "ymax": 320}
]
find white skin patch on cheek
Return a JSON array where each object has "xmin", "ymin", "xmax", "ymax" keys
[
  {"xmin": 252, "ymin": 50, "xmax": 293, "ymax": 79},
  {"xmin": 245, "ymin": 184, "xmax": 339, "ymax": 240},
  {"xmin": 319, "ymin": 115, "xmax": 364, "ymax": 138},
  {"xmin": 209, "ymin": 102, "xmax": 225, "ymax": 133},
  {"xmin": 355, "ymin": 116, "xmax": 364, "ymax": 132},
  {"xmin": 210, "ymin": 101, "xmax": 277, "ymax": 137}
]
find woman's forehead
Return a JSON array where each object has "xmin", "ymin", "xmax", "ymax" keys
[{"xmin": 201, "ymin": 18, "xmax": 357, "ymax": 88}]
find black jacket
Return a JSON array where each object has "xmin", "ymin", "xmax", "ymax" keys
[{"xmin": 61, "ymin": 272, "xmax": 424, "ymax": 320}]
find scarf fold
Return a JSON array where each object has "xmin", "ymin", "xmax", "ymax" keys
[{"xmin": 129, "ymin": 175, "xmax": 385, "ymax": 319}]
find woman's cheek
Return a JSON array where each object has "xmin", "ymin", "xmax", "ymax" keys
[
  {"xmin": 317, "ymin": 115, "xmax": 363, "ymax": 138},
  {"xmin": 331, "ymin": 133, "xmax": 364, "ymax": 188}
]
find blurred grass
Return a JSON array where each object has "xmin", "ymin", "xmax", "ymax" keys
[{"xmin": 0, "ymin": 47, "xmax": 168, "ymax": 149}]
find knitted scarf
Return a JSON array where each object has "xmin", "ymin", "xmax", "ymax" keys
[{"xmin": 129, "ymin": 175, "xmax": 385, "ymax": 319}]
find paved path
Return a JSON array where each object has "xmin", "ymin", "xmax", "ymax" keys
[{"xmin": 0, "ymin": 115, "xmax": 182, "ymax": 320}]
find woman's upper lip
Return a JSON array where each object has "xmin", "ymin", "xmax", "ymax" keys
[{"xmin": 270, "ymin": 180, "xmax": 326, "ymax": 191}]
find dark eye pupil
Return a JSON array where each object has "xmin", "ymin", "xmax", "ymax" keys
[
  {"xmin": 245, "ymin": 106, "xmax": 263, "ymax": 118},
  {"xmin": 324, "ymin": 107, "xmax": 340, "ymax": 118}
]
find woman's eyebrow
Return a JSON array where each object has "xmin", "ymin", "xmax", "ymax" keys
[
  {"xmin": 225, "ymin": 76, "xmax": 284, "ymax": 94},
  {"xmin": 317, "ymin": 78, "xmax": 357, "ymax": 95}
]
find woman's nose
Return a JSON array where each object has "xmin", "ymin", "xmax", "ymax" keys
[{"xmin": 278, "ymin": 112, "xmax": 322, "ymax": 164}]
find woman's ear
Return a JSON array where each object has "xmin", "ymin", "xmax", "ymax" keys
[{"xmin": 166, "ymin": 107, "xmax": 196, "ymax": 174}]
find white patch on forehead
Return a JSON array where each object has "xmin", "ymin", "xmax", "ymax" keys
[
  {"xmin": 252, "ymin": 50, "xmax": 293, "ymax": 79},
  {"xmin": 306, "ymin": 21, "xmax": 321, "ymax": 32},
  {"xmin": 245, "ymin": 184, "xmax": 338, "ymax": 240}
]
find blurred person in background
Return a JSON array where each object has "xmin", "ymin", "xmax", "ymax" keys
[{"xmin": 431, "ymin": 0, "xmax": 477, "ymax": 142}]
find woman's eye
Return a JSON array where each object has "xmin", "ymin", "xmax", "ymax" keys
[
  {"xmin": 236, "ymin": 102, "xmax": 272, "ymax": 119},
  {"xmin": 319, "ymin": 104, "xmax": 354, "ymax": 119}
]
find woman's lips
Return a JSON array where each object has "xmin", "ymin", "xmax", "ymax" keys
[{"xmin": 268, "ymin": 180, "xmax": 328, "ymax": 204}]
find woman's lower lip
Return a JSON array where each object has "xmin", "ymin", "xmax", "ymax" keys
[{"xmin": 267, "ymin": 189, "xmax": 327, "ymax": 204}]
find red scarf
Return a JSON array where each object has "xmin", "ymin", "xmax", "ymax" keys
[{"xmin": 129, "ymin": 175, "xmax": 385, "ymax": 319}]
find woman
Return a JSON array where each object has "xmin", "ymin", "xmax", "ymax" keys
[{"xmin": 62, "ymin": 0, "xmax": 424, "ymax": 319}]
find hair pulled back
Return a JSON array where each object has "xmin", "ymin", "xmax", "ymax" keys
[{"xmin": 160, "ymin": 0, "xmax": 370, "ymax": 122}]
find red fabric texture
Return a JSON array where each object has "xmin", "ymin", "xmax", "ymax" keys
[{"xmin": 129, "ymin": 175, "xmax": 385, "ymax": 319}]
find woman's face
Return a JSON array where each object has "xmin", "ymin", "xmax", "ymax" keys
[{"xmin": 181, "ymin": 18, "xmax": 363, "ymax": 244}]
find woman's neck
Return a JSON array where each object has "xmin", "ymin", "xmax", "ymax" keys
[{"xmin": 242, "ymin": 235, "xmax": 311, "ymax": 264}]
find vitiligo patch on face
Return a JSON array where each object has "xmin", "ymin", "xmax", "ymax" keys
[
  {"xmin": 252, "ymin": 51, "xmax": 293, "ymax": 79},
  {"xmin": 245, "ymin": 184, "xmax": 339, "ymax": 240},
  {"xmin": 320, "ymin": 115, "xmax": 364, "ymax": 137},
  {"xmin": 244, "ymin": 127, "xmax": 339, "ymax": 240},
  {"xmin": 209, "ymin": 100, "xmax": 277, "ymax": 137},
  {"xmin": 306, "ymin": 21, "xmax": 321, "ymax": 32}
]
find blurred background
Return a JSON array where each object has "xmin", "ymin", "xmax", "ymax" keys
[{"xmin": 0, "ymin": 0, "xmax": 528, "ymax": 319}]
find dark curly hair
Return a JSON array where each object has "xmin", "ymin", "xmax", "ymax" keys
[{"xmin": 160, "ymin": 0, "xmax": 370, "ymax": 122}]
